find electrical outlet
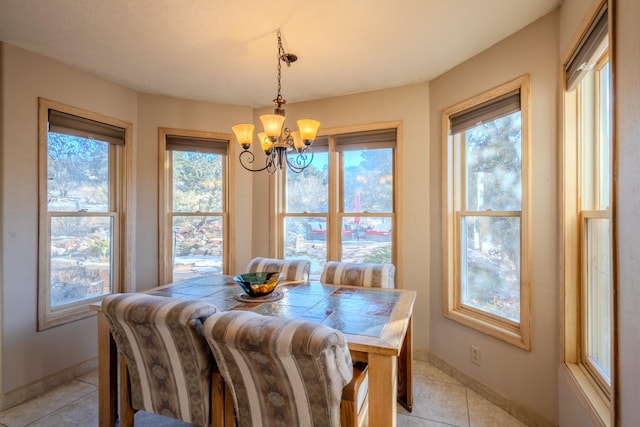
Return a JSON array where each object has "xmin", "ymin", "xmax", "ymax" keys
[{"xmin": 471, "ymin": 345, "xmax": 481, "ymax": 365}]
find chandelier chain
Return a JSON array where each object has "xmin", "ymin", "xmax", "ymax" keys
[{"xmin": 275, "ymin": 29, "xmax": 284, "ymax": 104}]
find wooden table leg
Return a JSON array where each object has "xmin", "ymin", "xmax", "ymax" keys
[
  {"xmin": 367, "ymin": 353, "xmax": 398, "ymax": 427},
  {"xmin": 97, "ymin": 312, "xmax": 118, "ymax": 427},
  {"xmin": 397, "ymin": 315, "xmax": 413, "ymax": 411}
]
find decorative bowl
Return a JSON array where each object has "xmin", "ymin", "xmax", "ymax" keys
[{"xmin": 233, "ymin": 272, "xmax": 282, "ymax": 297}]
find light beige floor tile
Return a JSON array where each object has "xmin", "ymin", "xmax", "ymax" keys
[
  {"xmin": 467, "ymin": 389, "xmax": 526, "ymax": 427},
  {"xmin": 0, "ymin": 380, "xmax": 95, "ymax": 427},
  {"xmin": 406, "ymin": 378, "xmax": 470, "ymax": 427},
  {"xmin": 412, "ymin": 360, "xmax": 462, "ymax": 386},
  {"xmin": 398, "ymin": 412, "xmax": 459, "ymax": 426},
  {"xmin": 27, "ymin": 391, "xmax": 98, "ymax": 427}
]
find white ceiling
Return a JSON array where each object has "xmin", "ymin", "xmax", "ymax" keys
[{"xmin": 0, "ymin": 0, "xmax": 561, "ymax": 108}]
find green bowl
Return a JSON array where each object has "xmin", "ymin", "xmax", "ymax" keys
[{"xmin": 233, "ymin": 272, "xmax": 281, "ymax": 297}]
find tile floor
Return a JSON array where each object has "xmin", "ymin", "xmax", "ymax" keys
[{"xmin": 0, "ymin": 360, "xmax": 526, "ymax": 427}]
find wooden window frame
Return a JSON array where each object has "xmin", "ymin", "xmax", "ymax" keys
[
  {"xmin": 273, "ymin": 121, "xmax": 402, "ymax": 285},
  {"xmin": 158, "ymin": 127, "xmax": 235, "ymax": 285},
  {"xmin": 560, "ymin": 1, "xmax": 614, "ymax": 425},
  {"xmin": 37, "ymin": 98, "xmax": 132, "ymax": 330},
  {"xmin": 442, "ymin": 75, "xmax": 531, "ymax": 350}
]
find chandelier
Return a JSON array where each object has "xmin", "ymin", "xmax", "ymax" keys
[{"xmin": 232, "ymin": 30, "xmax": 320, "ymax": 174}]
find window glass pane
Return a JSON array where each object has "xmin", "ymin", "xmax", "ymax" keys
[
  {"xmin": 460, "ymin": 215, "xmax": 520, "ymax": 321},
  {"xmin": 585, "ymin": 217, "xmax": 612, "ymax": 384},
  {"xmin": 342, "ymin": 217, "xmax": 392, "ymax": 264},
  {"xmin": 172, "ymin": 151, "xmax": 223, "ymax": 213},
  {"xmin": 464, "ymin": 111, "xmax": 522, "ymax": 211},
  {"xmin": 172, "ymin": 215, "xmax": 223, "ymax": 281},
  {"xmin": 283, "ymin": 217, "xmax": 327, "ymax": 280},
  {"xmin": 47, "ymin": 133, "xmax": 110, "ymax": 212},
  {"xmin": 50, "ymin": 216, "xmax": 112, "ymax": 306},
  {"xmin": 286, "ymin": 152, "xmax": 328, "ymax": 213},
  {"xmin": 343, "ymin": 149, "xmax": 393, "ymax": 213}
]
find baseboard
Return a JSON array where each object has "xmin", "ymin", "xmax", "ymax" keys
[
  {"xmin": 0, "ymin": 357, "xmax": 98, "ymax": 412},
  {"xmin": 427, "ymin": 352, "xmax": 556, "ymax": 427}
]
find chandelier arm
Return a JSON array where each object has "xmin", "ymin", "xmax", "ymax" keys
[
  {"xmin": 285, "ymin": 149, "xmax": 314, "ymax": 173},
  {"xmin": 238, "ymin": 150, "xmax": 270, "ymax": 173}
]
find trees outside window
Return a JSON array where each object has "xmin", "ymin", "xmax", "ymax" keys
[
  {"xmin": 278, "ymin": 126, "xmax": 398, "ymax": 280},
  {"xmin": 159, "ymin": 129, "xmax": 232, "ymax": 284},
  {"xmin": 443, "ymin": 76, "xmax": 531, "ymax": 349},
  {"xmin": 38, "ymin": 99, "xmax": 131, "ymax": 330}
]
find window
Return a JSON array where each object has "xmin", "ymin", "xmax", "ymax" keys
[
  {"xmin": 443, "ymin": 76, "xmax": 531, "ymax": 349},
  {"xmin": 277, "ymin": 124, "xmax": 399, "ymax": 280},
  {"xmin": 38, "ymin": 99, "xmax": 131, "ymax": 330},
  {"xmin": 158, "ymin": 129, "xmax": 233, "ymax": 284},
  {"xmin": 562, "ymin": 2, "xmax": 612, "ymax": 421}
]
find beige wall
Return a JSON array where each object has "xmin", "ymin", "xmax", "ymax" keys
[
  {"xmin": 612, "ymin": 0, "xmax": 640, "ymax": 424},
  {"xmin": 429, "ymin": 11, "xmax": 560, "ymax": 424},
  {"xmin": 135, "ymin": 94, "xmax": 254, "ymax": 290},
  {"xmin": 3, "ymin": 1, "xmax": 639, "ymax": 422},
  {"xmin": 0, "ymin": 43, "xmax": 138, "ymax": 393},
  {"xmin": 0, "ymin": 44, "xmax": 253, "ymax": 397}
]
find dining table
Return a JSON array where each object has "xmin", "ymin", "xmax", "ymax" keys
[{"xmin": 91, "ymin": 274, "xmax": 416, "ymax": 427}]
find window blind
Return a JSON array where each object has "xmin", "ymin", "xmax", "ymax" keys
[
  {"xmin": 48, "ymin": 110, "xmax": 125, "ymax": 145},
  {"xmin": 305, "ymin": 136, "xmax": 329, "ymax": 153},
  {"xmin": 335, "ymin": 129, "xmax": 397, "ymax": 152},
  {"xmin": 166, "ymin": 135, "xmax": 228, "ymax": 155},
  {"xmin": 565, "ymin": 4, "xmax": 608, "ymax": 91},
  {"xmin": 449, "ymin": 90, "xmax": 521, "ymax": 135}
]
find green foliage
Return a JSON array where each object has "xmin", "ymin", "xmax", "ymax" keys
[
  {"xmin": 465, "ymin": 112, "xmax": 522, "ymax": 211},
  {"xmin": 363, "ymin": 244, "xmax": 392, "ymax": 263},
  {"xmin": 172, "ymin": 151, "xmax": 223, "ymax": 212}
]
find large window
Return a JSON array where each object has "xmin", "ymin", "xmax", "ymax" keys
[
  {"xmin": 277, "ymin": 125, "xmax": 399, "ymax": 281},
  {"xmin": 159, "ymin": 129, "xmax": 233, "ymax": 284},
  {"xmin": 38, "ymin": 99, "xmax": 131, "ymax": 330},
  {"xmin": 562, "ymin": 2, "xmax": 612, "ymax": 421},
  {"xmin": 443, "ymin": 76, "xmax": 531, "ymax": 349}
]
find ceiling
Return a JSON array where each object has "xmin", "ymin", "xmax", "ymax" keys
[{"xmin": 0, "ymin": 0, "xmax": 561, "ymax": 108}]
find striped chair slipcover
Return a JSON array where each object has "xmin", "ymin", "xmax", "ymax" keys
[
  {"xmin": 101, "ymin": 294, "xmax": 219, "ymax": 427},
  {"xmin": 203, "ymin": 311, "xmax": 368, "ymax": 427},
  {"xmin": 320, "ymin": 261, "xmax": 395, "ymax": 288},
  {"xmin": 246, "ymin": 257, "xmax": 311, "ymax": 282}
]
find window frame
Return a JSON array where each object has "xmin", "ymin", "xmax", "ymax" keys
[
  {"xmin": 274, "ymin": 121, "xmax": 402, "ymax": 283},
  {"xmin": 561, "ymin": 1, "xmax": 614, "ymax": 425},
  {"xmin": 158, "ymin": 127, "xmax": 235, "ymax": 285},
  {"xmin": 442, "ymin": 75, "xmax": 532, "ymax": 350},
  {"xmin": 37, "ymin": 98, "xmax": 132, "ymax": 330}
]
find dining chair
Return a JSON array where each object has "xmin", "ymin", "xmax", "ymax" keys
[
  {"xmin": 101, "ymin": 293, "xmax": 227, "ymax": 427},
  {"xmin": 203, "ymin": 310, "xmax": 369, "ymax": 427},
  {"xmin": 245, "ymin": 257, "xmax": 311, "ymax": 282},
  {"xmin": 320, "ymin": 261, "xmax": 395, "ymax": 288}
]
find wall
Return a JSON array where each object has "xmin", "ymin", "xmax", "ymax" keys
[
  {"xmin": 612, "ymin": 0, "xmax": 640, "ymax": 424},
  {"xmin": 0, "ymin": 43, "xmax": 138, "ymax": 394},
  {"xmin": 429, "ymin": 11, "xmax": 560, "ymax": 424},
  {"xmin": 0, "ymin": 44, "xmax": 253, "ymax": 400},
  {"xmin": 251, "ymin": 84, "xmax": 431, "ymax": 352},
  {"xmin": 135, "ymin": 94, "xmax": 254, "ymax": 290}
]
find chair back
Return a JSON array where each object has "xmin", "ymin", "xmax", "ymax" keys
[
  {"xmin": 203, "ymin": 311, "xmax": 353, "ymax": 427},
  {"xmin": 246, "ymin": 257, "xmax": 311, "ymax": 282},
  {"xmin": 101, "ymin": 294, "xmax": 216, "ymax": 426},
  {"xmin": 320, "ymin": 261, "xmax": 395, "ymax": 288}
]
